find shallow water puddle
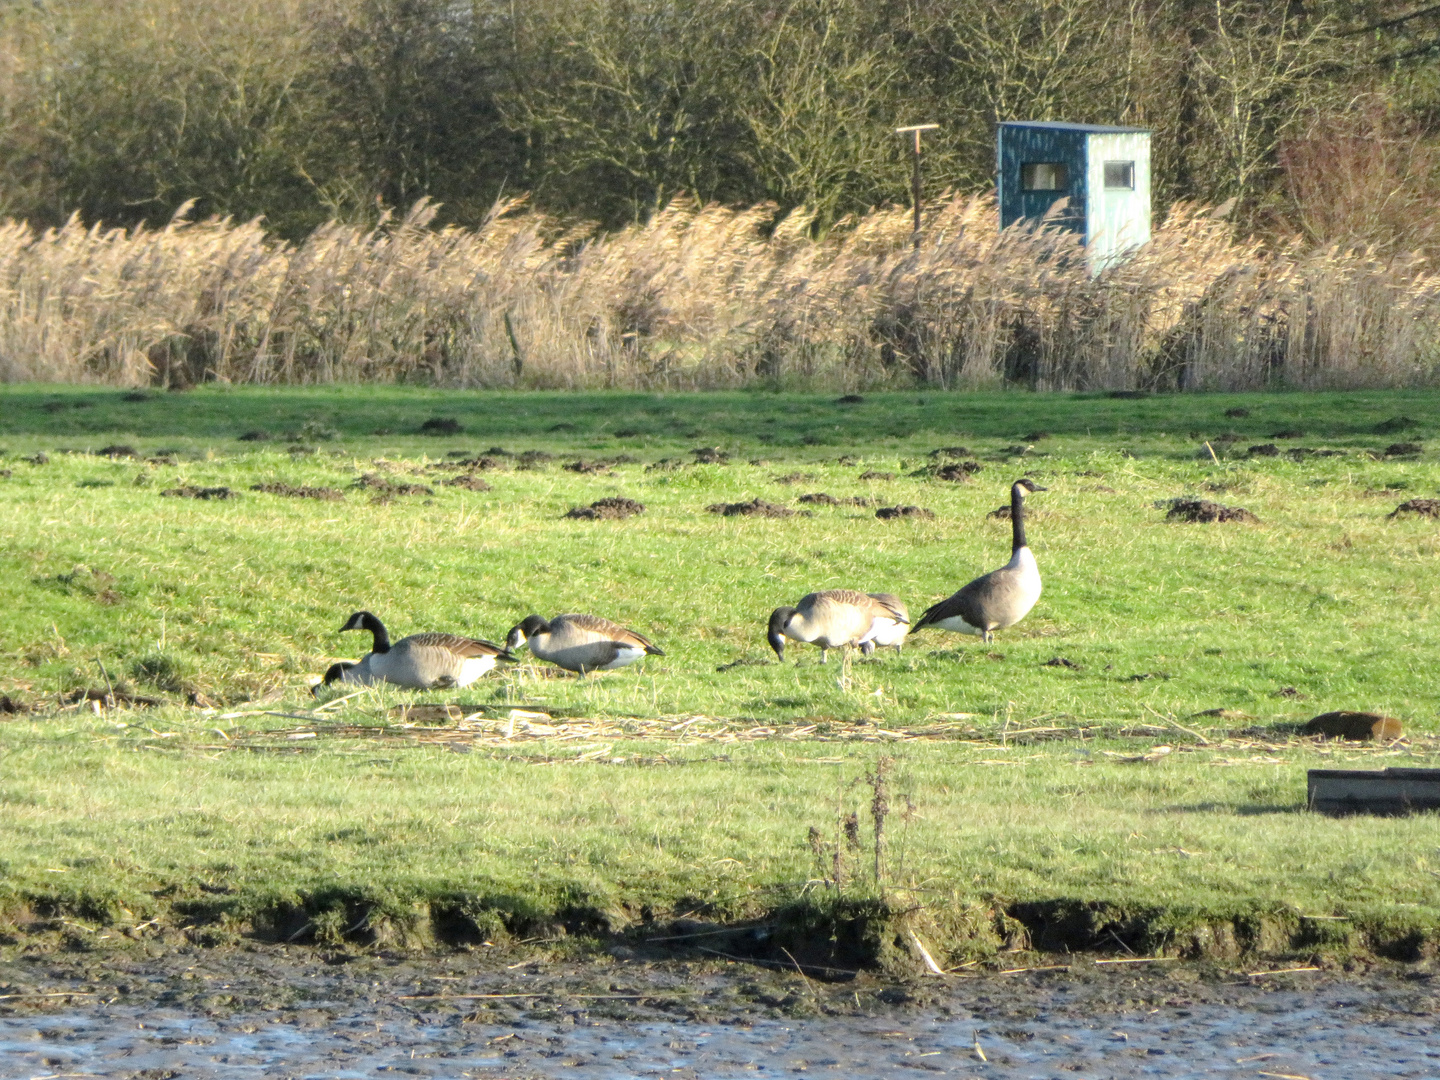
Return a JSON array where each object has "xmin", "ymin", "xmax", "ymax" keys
[{"xmin": 2, "ymin": 982, "xmax": 1438, "ymax": 1079}]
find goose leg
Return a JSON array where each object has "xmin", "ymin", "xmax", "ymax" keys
[{"xmin": 819, "ymin": 646, "xmax": 828, "ymax": 664}]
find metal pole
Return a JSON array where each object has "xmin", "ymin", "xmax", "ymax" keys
[{"xmin": 895, "ymin": 124, "xmax": 939, "ymax": 248}]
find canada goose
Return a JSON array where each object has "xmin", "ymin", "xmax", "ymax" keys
[
  {"xmin": 505, "ymin": 613, "xmax": 663, "ymax": 674},
  {"xmin": 912, "ymin": 478, "xmax": 1046, "ymax": 643},
  {"xmin": 327, "ymin": 610, "xmax": 515, "ymax": 689},
  {"xmin": 858, "ymin": 593, "xmax": 911, "ymax": 656},
  {"xmin": 768, "ymin": 590, "xmax": 909, "ymax": 663}
]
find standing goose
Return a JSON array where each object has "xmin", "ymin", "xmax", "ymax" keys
[
  {"xmin": 911, "ymin": 478, "xmax": 1046, "ymax": 643},
  {"xmin": 768, "ymin": 590, "xmax": 910, "ymax": 663},
  {"xmin": 505, "ymin": 613, "xmax": 663, "ymax": 674},
  {"xmin": 326, "ymin": 611, "xmax": 515, "ymax": 689}
]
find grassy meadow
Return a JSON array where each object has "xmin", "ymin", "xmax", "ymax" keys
[{"xmin": 2, "ymin": 384, "xmax": 1440, "ymax": 962}]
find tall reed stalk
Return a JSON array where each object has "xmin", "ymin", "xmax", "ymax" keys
[{"xmin": 2, "ymin": 195, "xmax": 1438, "ymax": 390}]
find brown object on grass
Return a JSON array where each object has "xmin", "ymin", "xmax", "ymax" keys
[
  {"xmin": 1384, "ymin": 442, "xmax": 1423, "ymax": 457},
  {"xmin": 251, "ymin": 482, "xmax": 345, "ymax": 500},
  {"xmin": 932, "ymin": 462, "xmax": 982, "ymax": 482},
  {"xmin": 707, "ymin": 498, "xmax": 796, "ymax": 518},
  {"xmin": 1389, "ymin": 498, "xmax": 1440, "ymax": 519},
  {"xmin": 353, "ymin": 474, "xmax": 434, "ymax": 496},
  {"xmin": 98, "ymin": 444, "xmax": 138, "ymax": 458},
  {"xmin": 1303, "ymin": 711, "xmax": 1404, "ymax": 741},
  {"xmin": 1166, "ymin": 499, "xmax": 1259, "ymax": 524},
  {"xmin": 161, "ymin": 485, "xmax": 236, "ymax": 500},
  {"xmin": 1246, "ymin": 444, "xmax": 1280, "ymax": 457},
  {"xmin": 858, "ymin": 470, "xmax": 893, "ymax": 481},
  {"xmin": 691, "ymin": 447, "xmax": 729, "ymax": 464},
  {"xmin": 876, "ymin": 505, "xmax": 935, "ymax": 520},
  {"xmin": 565, "ymin": 497, "xmax": 645, "ymax": 520},
  {"xmin": 443, "ymin": 474, "xmax": 493, "ymax": 492}
]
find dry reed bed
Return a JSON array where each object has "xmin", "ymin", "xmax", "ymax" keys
[{"xmin": 3, "ymin": 195, "xmax": 1440, "ymax": 390}]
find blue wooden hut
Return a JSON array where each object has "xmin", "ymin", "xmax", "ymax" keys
[{"xmin": 996, "ymin": 121, "xmax": 1151, "ymax": 273}]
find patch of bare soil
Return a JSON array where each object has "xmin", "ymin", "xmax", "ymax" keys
[
  {"xmin": 1246, "ymin": 444, "xmax": 1280, "ymax": 457},
  {"xmin": 692, "ymin": 447, "xmax": 729, "ymax": 464},
  {"xmin": 419, "ymin": 417, "xmax": 462, "ymax": 435},
  {"xmin": 858, "ymin": 471, "xmax": 893, "ymax": 481},
  {"xmin": 443, "ymin": 474, "xmax": 493, "ymax": 492},
  {"xmin": 566, "ymin": 497, "xmax": 645, "ymax": 520},
  {"xmin": 1166, "ymin": 499, "xmax": 1258, "ymax": 524},
  {"xmin": 1389, "ymin": 498, "xmax": 1440, "ymax": 519},
  {"xmin": 251, "ymin": 482, "xmax": 345, "ymax": 501},
  {"xmin": 1302, "ymin": 711, "xmax": 1404, "ymax": 741},
  {"xmin": 161, "ymin": 485, "xmax": 236, "ymax": 500},
  {"xmin": 1384, "ymin": 442, "xmax": 1423, "ymax": 457},
  {"xmin": 797, "ymin": 493, "xmax": 874, "ymax": 507},
  {"xmin": 772, "ymin": 472, "xmax": 816, "ymax": 484},
  {"xmin": 353, "ymin": 474, "xmax": 434, "ymax": 497},
  {"xmin": 707, "ymin": 498, "xmax": 800, "ymax": 518},
  {"xmin": 876, "ymin": 505, "xmax": 935, "ymax": 520},
  {"xmin": 97, "ymin": 444, "xmax": 139, "ymax": 458}
]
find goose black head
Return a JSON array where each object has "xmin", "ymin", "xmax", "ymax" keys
[
  {"xmin": 767, "ymin": 606, "xmax": 797, "ymax": 661},
  {"xmin": 338, "ymin": 610, "xmax": 390, "ymax": 652},
  {"xmin": 1014, "ymin": 477, "xmax": 1047, "ymax": 495},
  {"xmin": 505, "ymin": 614, "xmax": 551, "ymax": 651}
]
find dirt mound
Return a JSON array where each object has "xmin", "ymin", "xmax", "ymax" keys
[
  {"xmin": 772, "ymin": 472, "xmax": 816, "ymax": 484},
  {"xmin": 1388, "ymin": 498, "xmax": 1440, "ymax": 519},
  {"xmin": 161, "ymin": 485, "xmax": 236, "ymax": 500},
  {"xmin": 121, "ymin": 390, "xmax": 152, "ymax": 403},
  {"xmin": 645, "ymin": 458, "xmax": 684, "ymax": 472},
  {"xmin": 0, "ymin": 694, "xmax": 29, "ymax": 714},
  {"xmin": 797, "ymin": 493, "xmax": 875, "ymax": 507},
  {"xmin": 928, "ymin": 446, "xmax": 971, "ymax": 458},
  {"xmin": 692, "ymin": 447, "xmax": 729, "ymax": 464},
  {"xmin": 251, "ymin": 482, "xmax": 345, "ymax": 501},
  {"xmin": 516, "ymin": 450, "xmax": 553, "ymax": 468},
  {"xmin": 835, "ymin": 393, "xmax": 865, "ymax": 404},
  {"xmin": 563, "ymin": 459, "xmax": 613, "ymax": 474},
  {"xmin": 707, "ymin": 498, "xmax": 798, "ymax": 518},
  {"xmin": 237, "ymin": 430, "xmax": 270, "ymax": 442},
  {"xmin": 1166, "ymin": 499, "xmax": 1258, "ymax": 524},
  {"xmin": 987, "ymin": 505, "xmax": 1012, "ymax": 520},
  {"xmin": 0, "ymin": 469, "xmax": 9, "ymax": 479},
  {"xmin": 1270, "ymin": 429, "xmax": 1304, "ymax": 439},
  {"xmin": 858, "ymin": 470, "xmax": 893, "ymax": 482},
  {"xmin": 935, "ymin": 461, "xmax": 983, "ymax": 482},
  {"xmin": 98, "ymin": 444, "xmax": 139, "ymax": 458},
  {"xmin": 1246, "ymin": 444, "xmax": 1279, "ymax": 457},
  {"xmin": 1302, "ymin": 711, "xmax": 1404, "ymax": 741},
  {"xmin": 1224, "ymin": 407, "xmax": 1250, "ymax": 418},
  {"xmin": 1375, "ymin": 415, "xmax": 1417, "ymax": 434},
  {"xmin": 442, "ymin": 474, "xmax": 493, "ymax": 492},
  {"xmin": 566, "ymin": 496, "xmax": 645, "ymax": 520},
  {"xmin": 876, "ymin": 505, "xmax": 935, "ymax": 520},
  {"xmin": 353, "ymin": 474, "xmax": 434, "ymax": 497},
  {"xmin": 1384, "ymin": 442, "xmax": 1423, "ymax": 457},
  {"xmin": 419, "ymin": 417, "xmax": 462, "ymax": 435}
]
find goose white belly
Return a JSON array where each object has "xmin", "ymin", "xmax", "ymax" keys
[
  {"xmin": 862, "ymin": 616, "xmax": 910, "ymax": 648},
  {"xmin": 534, "ymin": 640, "xmax": 646, "ymax": 672},
  {"xmin": 453, "ymin": 654, "xmax": 498, "ymax": 685}
]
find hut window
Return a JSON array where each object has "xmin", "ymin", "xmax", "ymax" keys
[
  {"xmin": 1021, "ymin": 162, "xmax": 1068, "ymax": 191},
  {"xmin": 1104, "ymin": 161, "xmax": 1135, "ymax": 190}
]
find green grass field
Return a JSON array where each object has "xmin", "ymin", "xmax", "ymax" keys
[{"xmin": 2, "ymin": 385, "xmax": 1439, "ymax": 964}]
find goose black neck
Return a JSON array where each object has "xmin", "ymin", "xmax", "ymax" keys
[
  {"xmin": 1010, "ymin": 483, "xmax": 1028, "ymax": 551},
  {"xmin": 363, "ymin": 613, "xmax": 391, "ymax": 653}
]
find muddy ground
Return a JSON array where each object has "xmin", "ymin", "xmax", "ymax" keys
[{"xmin": 1, "ymin": 944, "xmax": 1438, "ymax": 1077}]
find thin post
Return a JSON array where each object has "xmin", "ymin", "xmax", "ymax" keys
[{"xmin": 895, "ymin": 123, "xmax": 939, "ymax": 247}]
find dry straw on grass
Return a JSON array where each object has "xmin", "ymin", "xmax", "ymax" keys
[{"xmin": 3, "ymin": 194, "xmax": 1439, "ymax": 390}]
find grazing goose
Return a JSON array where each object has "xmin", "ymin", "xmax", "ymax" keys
[
  {"xmin": 505, "ymin": 613, "xmax": 663, "ymax": 674},
  {"xmin": 858, "ymin": 593, "xmax": 911, "ymax": 656},
  {"xmin": 327, "ymin": 610, "xmax": 515, "ymax": 689},
  {"xmin": 768, "ymin": 590, "xmax": 910, "ymax": 663},
  {"xmin": 912, "ymin": 478, "xmax": 1045, "ymax": 643}
]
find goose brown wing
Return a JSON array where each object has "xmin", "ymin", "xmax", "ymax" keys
[
  {"xmin": 814, "ymin": 588, "xmax": 872, "ymax": 608},
  {"xmin": 865, "ymin": 592, "xmax": 910, "ymax": 623},
  {"xmin": 403, "ymin": 633, "xmax": 515, "ymax": 660},
  {"xmin": 559, "ymin": 614, "xmax": 664, "ymax": 656}
]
